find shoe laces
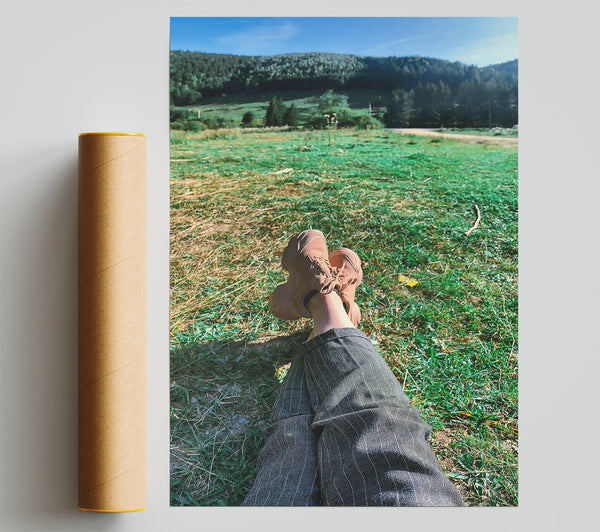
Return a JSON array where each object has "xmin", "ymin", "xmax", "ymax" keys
[
  {"xmin": 310, "ymin": 255, "xmax": 332, "ymax": 274},
  {"xmin": 308, "ymin": 256, "xmax": 341, "ymax": 294},
  {"xmin": 312, "ymin": 256, "xmax": 358, "ymax": 296},
  {"xmin": 331, "ymin": 261, "xmax": 358, "ymax": 287}
]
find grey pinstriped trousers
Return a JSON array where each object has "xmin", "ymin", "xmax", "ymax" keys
[{"xmin": 242, "ymin": 328, "xmax": 464, "ymax": 506}]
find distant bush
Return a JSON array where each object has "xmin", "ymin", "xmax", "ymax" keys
[
  {"xmin": 306, "ymin": 113, "xmax": 328, "ymax": 130},
  {"xmin": 318, "ymin": 90, "xmax": 348, "ymax": 113},
  {"xmin": 240, "ymin": 114, "xmax": 264, "ymax": 128},
  {"xmin": 306, "ymin": 107, "xmax": 381, "ymax": 130},
  {"xmin": 170, "ymin": 105, "xmax": 195, "ymax": 123},
  {"xmin": 199, "ymin": 115, "xmax": 236, "ymax": 130},
  {"xmin": 333, "ymin": 108, "xmax": 355, "ymax": 128},
  {"xmin": 197, "ymin": 129, "xmax": 241, "ymax": 141},
  {"xmin": 170, "ymin": 106, "xmax": 238, "ymax": 131},
  {"xmin": 183, "ymin": 120, "xmax": 203, "ymax": 132},
  {"xmin": 241, "ymin": 111, "xmax": 255, "ymax": 126},
  {"xmin": 306, "ymin": 107, "xmax": 342, "ymax": 129},
  {"xmin": 248, "ymin": 118, "xmax": 264, "ymax": 128},
  {"xmin": 355, "ymin": 114, "xmax": 383, "ymax": 130}
]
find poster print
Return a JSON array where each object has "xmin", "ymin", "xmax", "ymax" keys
[{"xmin": 169, "ymin": 17, "xmax": 518, "ymax": 506}]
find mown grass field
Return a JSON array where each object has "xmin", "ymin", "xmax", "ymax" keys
[{"xmin": 170, "ymin": 127, "xmax": 518, "ymax": 506}]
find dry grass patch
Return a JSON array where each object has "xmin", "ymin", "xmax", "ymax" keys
[{"xmin": 170, "ymin": 129, "xmax": 518, "ymax": 506}]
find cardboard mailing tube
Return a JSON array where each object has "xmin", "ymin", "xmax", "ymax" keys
[{"xmin": 78, "ymin": 132, "xmax": 147, "ymax": 512}]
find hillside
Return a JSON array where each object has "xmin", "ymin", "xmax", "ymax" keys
[
  {"xmin": 171, "ymin": 51, "xmax": 517, "ymax": 100},
  {"xmin": 170, "ymin": 51, "xmax": 518, "ymax": 128},
  {"xmin": 483, "ymin": 59, "xmax": 518, "ymax": 75}
]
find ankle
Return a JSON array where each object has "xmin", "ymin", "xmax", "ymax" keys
[{"xmin": 306, "ymin": 291, "xmax": 355, "ymax": 338}]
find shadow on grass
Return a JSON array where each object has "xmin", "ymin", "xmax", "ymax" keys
[{"xmin": 170, "ymin": 330, "xmax": 309, "ymax": 506}]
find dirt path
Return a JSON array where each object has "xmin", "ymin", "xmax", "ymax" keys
[{"xmin": 389, "ymin": 128, "xmax": 518, "ymax": 147}]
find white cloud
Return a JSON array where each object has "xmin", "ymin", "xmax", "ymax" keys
[
  {"xmin": 217, "ymin": 22, "xmax": 299, "ymax": 53},
  {"xmin": 363, "ymin": 36, "xmax": 419, "ymax": 55}
]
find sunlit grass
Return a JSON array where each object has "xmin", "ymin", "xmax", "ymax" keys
[{"xmin": 170, "ymin": 128, "xmax": 518, "ymax": 506}]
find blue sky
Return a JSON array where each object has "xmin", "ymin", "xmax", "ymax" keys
[{"xmin": 170, "ymin": 17, "xmax": 518, "ymax": 67}]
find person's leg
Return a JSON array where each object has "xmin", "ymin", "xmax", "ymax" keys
[
  {"xmin": 243, "ymin": 229, "xmax": 332, "ymax": 506},
  {"xmin": 306, "ymin": 289, "xmax": 355, "ymax": 340},
  {"xmin": 265, "ymin": 230, "xmax": 463, "ymax": 506},
  {"xmin": 303, "ymin": 292, "xmax": 464, "ymax": 506},
  {"xmin": 241, "ymin": 351, "xmax": 320, "ymax": 506}
]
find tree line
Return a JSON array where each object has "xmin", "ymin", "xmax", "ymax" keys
[
  {"xmin": 170, "ymin": 51, "xmax": 518, "ymax": 128},
  {"xmin": 384, "ymin": 79, "xmax": 517, "ymax": 128},
  {"xmin": 258, "ymin": 91, "xmax": 382, "ymax": 130}
]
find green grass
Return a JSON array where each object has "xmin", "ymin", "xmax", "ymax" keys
[
  {"xmin": 187, "ymin": 91, "xmax": 322, "ymax": 125},
  {"xmin": 176, "ymin": 88, "xmax": 385, "ymax": 126},
  {"xmin": 170, "ymin": 128, "xmax": 518, "ymax": 506}
]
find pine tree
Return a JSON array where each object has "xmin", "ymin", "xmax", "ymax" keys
[
  {"xmin": 265, "ymin": 96, "xmax": 285, "ymax": 126},
  {"xmin": 283, "ymin": 103, "xmax": 299, "ymax": 126},
  {"xmin": 401, "ymin": 89, "xmax": 415, "ymax": 126},
  {"xmin": 264, "ymin": 98, "xmax": 276, "ymax": 126}
]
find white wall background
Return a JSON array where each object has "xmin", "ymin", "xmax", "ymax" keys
[{"xmin": 1, "ymin": 1, "xmax": 598, "ymax": 530}]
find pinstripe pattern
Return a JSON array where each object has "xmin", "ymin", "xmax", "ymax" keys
[
  {"xmin": 242, "ymin": 352, "xmax": 320, "ymax": 506},
  {"xmin": 243, "ymin": 328, "xmax": 464, "ymax": 506}
]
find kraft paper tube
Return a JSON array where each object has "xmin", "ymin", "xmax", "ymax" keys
[{"xmin": 78, "ymin": 132, "xmax": 147, "ymax": 512}]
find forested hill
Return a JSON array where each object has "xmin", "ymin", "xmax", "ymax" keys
[
  {"xmin": 170, "ymin": 50, "xmax": 517, "ymax": 104},
  {"xmin": 483, "ymin": 60, "xmax": 518, "ymax": 75}
]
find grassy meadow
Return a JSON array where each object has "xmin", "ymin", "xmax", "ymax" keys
[
  {"xmin": 170, "ymin": 127, "xmax": 518, "ymax": 506},
  {"xmin": 172, "ymin": 89, "xmax": 390, "ymax": 128},
  {"xmin": 183, "ymin": 90, "xmax": 325, "ymax": 125}
]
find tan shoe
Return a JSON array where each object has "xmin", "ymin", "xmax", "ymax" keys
[
  {"xmin": 329, "ymin": 247, "xmax": 363, "ymax": 326},
  {"xmin": 269, "ymin": 230, "xmax": 341, "ymax": 320}
]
